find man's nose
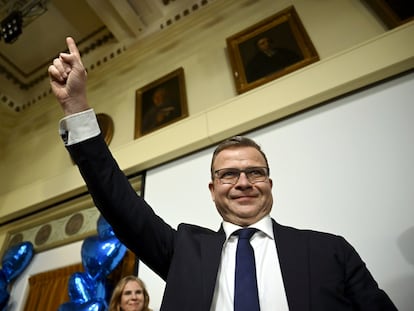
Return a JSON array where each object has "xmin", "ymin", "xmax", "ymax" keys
[{"xmin": 236, "ymin": 172, "xmax": 252, "ymax": 185}]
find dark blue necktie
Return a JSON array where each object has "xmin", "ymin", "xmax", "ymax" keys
[{"xmin": 234, "ymin": 228, "xmax": 260, "ymax": 311}]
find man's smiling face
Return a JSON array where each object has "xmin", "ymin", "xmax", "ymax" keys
[{"xmin": 209, "ymin": 146, "xmax": 273, "ymax": 227}]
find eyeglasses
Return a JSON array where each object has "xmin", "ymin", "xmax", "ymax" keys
[{"xmin": 214, "ymin": 167, "xmax": 269, "ymax": 184}]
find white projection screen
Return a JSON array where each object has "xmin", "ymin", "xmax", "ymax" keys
[{"xmin": 141, "ymin": 71, "xmax": 414, "ymax": 310}]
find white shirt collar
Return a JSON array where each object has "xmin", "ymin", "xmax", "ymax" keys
[{"xmin": 222, "ymin": 215, "xmax": 274, "ymax": 241}]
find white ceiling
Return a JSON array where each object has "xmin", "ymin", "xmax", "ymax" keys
[{"xmin": 0, "ymin": 0, "xmax": 215, "ymax": 114}]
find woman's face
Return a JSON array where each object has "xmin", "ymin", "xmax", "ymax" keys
[{"xmin": 120, "ymin": 280, "xmax": 145, "ymax": 311}]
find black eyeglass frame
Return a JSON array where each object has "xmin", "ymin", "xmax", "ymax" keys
[{"xmin": 213, "ymin": 166, "xmax": 270, "ymax": 184}]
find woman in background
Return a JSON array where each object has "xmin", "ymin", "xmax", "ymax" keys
[{"xmin": 108, "ymin": 275, "xmax": 152, "ymax": 311}]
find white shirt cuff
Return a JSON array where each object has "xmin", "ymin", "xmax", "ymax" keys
[{"xmin": 58, "ymin": 109, "xmax": 101, "ymax": 146}]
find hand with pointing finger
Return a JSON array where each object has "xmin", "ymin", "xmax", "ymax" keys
[{"xmin": 48, "ymin": 37, "xmax": 90, "ymax": 116}]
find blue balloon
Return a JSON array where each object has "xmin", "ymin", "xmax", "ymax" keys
[
  {"xmin": 0, "ymin": 286, "xmax": 9, "ymax": 311},
  {"xmin": 81, "ymin": 236, "xmax": 127, "ymax": 279},
  {"xmin": 68, "ymin": 272, "xmax": 94, "ymax": 304},
  {"xmin": 58, "ymin": 217, "xmax": 128, "ymax": 311},
  {"xmin": 96, "ymin": 216, "xmax": 114, "ymax": 239},
  {"xmin": 58, "ymin": 299, "xmax": 107, "ymax": 311},
  {"xmin": 1, "ymin": 242, "xmax": 34, "ymax": 283},
  {"xmin": 92, "ymin": 276, "xmax": 107, "ymax": 302},
  {"xmin": 0, "ymin": 269, "xmax": 9, "ymax": 309},
  {"xmin": 0, "ymin": 270, "xmax": 7, "ymax": 290}
]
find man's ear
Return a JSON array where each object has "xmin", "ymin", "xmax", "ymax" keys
[{"xmin": 208, "ymin": 182, "xmax": 215, "ymax": 202}]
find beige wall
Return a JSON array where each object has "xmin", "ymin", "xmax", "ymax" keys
[{"xmin": 0, "ymin": 0, "xmax": 413, "ymax": 235}]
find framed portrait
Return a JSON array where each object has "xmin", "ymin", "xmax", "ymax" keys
[
  {"xmin": 226, "ymin": 6, "xmax": 319, "ymax": 94},
  {"xmin": 134, "ymin": 67, "xmax": 188, "ymax": 138},
  {"xmin": 364, "ymin": 0, "xmax": 414, "ymax": 29}
]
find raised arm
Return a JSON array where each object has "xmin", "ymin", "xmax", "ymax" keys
[
  {"xmin": 48, "ymin": 37, "xmax": 90, "ymax": 116},
  {"xmin": 48, "ymin": 37, "xmax": 177, "ymax": 280}
]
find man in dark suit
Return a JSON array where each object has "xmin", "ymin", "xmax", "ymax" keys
[{"xmin": 49, "ymin": 37, "xmax": 397, "ymax": 310}]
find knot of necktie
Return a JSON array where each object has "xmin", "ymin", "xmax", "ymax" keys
[{"xmin": 235, "ymin": 227, "xmax": 257, "ymax": 240}]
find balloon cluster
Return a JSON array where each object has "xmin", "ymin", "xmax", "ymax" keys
[
  {"xmin": 0, "ymin": 241, "xmax": 34, "ymax": 311},
  {"xmin": 58, "ymin": 216, "xmax": 127, "ymax": 311}
]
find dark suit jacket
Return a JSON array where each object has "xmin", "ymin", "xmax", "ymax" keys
[{"xmin": 68, "ymin": 134, "xmax": 397, "ymax": 311}]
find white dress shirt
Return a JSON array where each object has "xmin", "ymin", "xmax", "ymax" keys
[{"xmin": 210, "ymin": 215, "xmax": 289, "ymax": 311}]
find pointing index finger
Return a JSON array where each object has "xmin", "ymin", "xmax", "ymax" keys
[{"xmin": 66, "ymin": 37, "xmax": 80, "ymax": 56}]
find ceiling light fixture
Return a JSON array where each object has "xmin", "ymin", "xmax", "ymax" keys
[
  {"xmin": 1, "ymin": 11, "xmax": 23, "ymax": 43},
  {"xmin": 0, "ymin": 0, "xmax": 48, "ymax": 44}
]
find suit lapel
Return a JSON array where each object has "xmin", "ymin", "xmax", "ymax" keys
[
  {"xmin": 200, "ymin": 228, "xmax": 226, "ymax": 310},
  {"xmin": 273, "ymin": 220, "xmax": 310, "ymax": 311}
]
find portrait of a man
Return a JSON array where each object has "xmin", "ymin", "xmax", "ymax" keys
[
  {"xmin": 141, "ymin": 86, "xmax": 181, "ymax": 135},
  {"xmin": 244, "ymin": 33, "xmax": 303, "ymax": 83},
  {"xmin": 226, "ymin": 6, "xmax": 319, "ymax": 93},
  {"xmin": 135, "ymin": 68, "xmax": 188, "ymax": 138}
]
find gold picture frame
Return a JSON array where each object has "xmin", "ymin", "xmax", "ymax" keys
[
  {"xmin": 364, "ymin": 0, "xmax": 414, "ymax": 29},
  {"xmin": 226, "ymin": 6, "xmax": 319, "ymax": 94},
  {"xmin": 134, "ymin": 67, "xmax": 188, "ymax": 138}
]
